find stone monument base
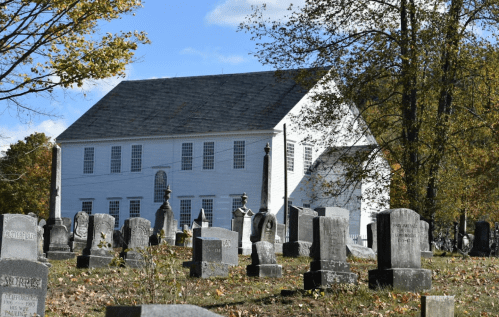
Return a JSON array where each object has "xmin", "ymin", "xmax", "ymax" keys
[
  {"xmin": 304, "ymin": 270, "xmax": 358, "ymax": 290},
  {"xmin": 246, "ymin": 264, "xmax": 282, "ymax": 277},
  {"xmin": 77, "ymin": 255, "xmax": 114, "ymax": 268},
  {"xmin": 189, "ymin": 261, "xmax": 228, "ymax": 278},
  {"xmin": 283, "ymin": 241, "xmax": 312, "ymax": 257},
  {"xmin": 238, "ymin": 247, "xmax": 252, "ymax": 255},
  {"xmin": 421, "ymin": 251, "xmax": 433, "ymax": 259},
  {"xmin": 46, "ymin": 250, "xmax": 75, "ymax": 260},
  {"xmin": 368, "ymin": 268, "xmax": 432, "ymax": 291}
]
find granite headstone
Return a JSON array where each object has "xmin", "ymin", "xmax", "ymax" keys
[
  {"xmin": 77, "ymin": 214, "xmax": 115, "ymax": 268},
  {"xmin": 283, "ymin": 206, "xmax": 317, "ymax": 257}
]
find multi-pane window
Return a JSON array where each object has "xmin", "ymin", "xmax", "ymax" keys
[
  {"xmin": 232, "ymin": 197, "xmax": 243, "ymax": 212},
  {"xmin": 203, "ymin": 142, "xmax": 215, "ymax": 170},
  {"xmin": 154, "ymin": 171, "xmax": 167, "ymax": 203},
  {"xmin": 83, "ymin": 147, "xmax": 94, "ymax": 174},
  {"xmin": 202, "ymin": 199, "xmax": 214, "ymax": 227},
  {"xmin": 181, "ymin": 143, "xmax": 193, "ymax": 171},
  {"xmin": 287, "ymin": 142, "xmax": 294, "ymax": 172},
  {"xmin": 129, "ymin": 200, "xmax": 140, "ymax": 218},
  {"xmin": 110, "ymin": 146, "xmax": 121, "ymax": 173},
  {"xmin": 109, "ymin": 200, "xmax": 120, "ymax": 229},
  {"xmin": 304, "ymin": 146, "xmax": 313, "ymax": 175},
  {"xmin": 131, "ymin": 145, "xmax": 142, "ymax": 172},
  {"xmin": 180, "ymin": 200, "xmax": 191, "ymax": 227},
  {"xmin": 233, "ymin": 141, "xmax": 245, "ymax": 169},
  {"xmin": 81, "ymin": 201, "xmax": 93, "ymax": 215}
]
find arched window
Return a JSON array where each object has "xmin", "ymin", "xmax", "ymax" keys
[{"xmin": 154, "ymin": 170, "xmax": 167, "ymax": 203}]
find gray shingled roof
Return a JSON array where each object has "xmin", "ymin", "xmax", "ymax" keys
[{"xmin": 57, "ymin": 69, "xmax": 316, "ymax": 141}]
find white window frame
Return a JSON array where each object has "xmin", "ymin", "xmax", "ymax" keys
[
  {"xmin": 110, "ymin": 146, "xmax": 122, "ymax": 174},
  {"xmin": 154, "ymin": 170, "xmax": 168, "ymax": 203},
  {"xmin": 233, "ymin": 140, "xmax": 245, "ymax": 169},
  {"xmin": 129, "ymin": 199, "xmax": 141, "ymax": 218},
  {"xmin": 203, "ymin": 141, "xmax": 215, "ymax": 170},
  {"xmin": 232, "ymin": 197, "xmax": 243, "ymax": 212},
  {"xmin": 304, "ymin": 145, "xmax": 313, "ymax": 175},
  {"xmin": 180, "ymin": 199, "xmax": 192, "ymax": 227},
  {"xmin": 181, "ymin": 143, "xmax": 193, "ymax": 171},
  {"xmin": 131, "ymin": 144, "xmax": 142, "ymax": 173},
  {"xmin": 287, "ymin": 142, "xmax": 295, "ymax": 172},
  {"xmin": 109, "ymin": 200, "xmax": 120, "ymax": 229},
  {"xmin": 83, "ymin": 147, "xmax": 94, "ymax": 174},
  {"xmin": 81, "ymin": 200, "xmax": 93, "ymax": 215}
]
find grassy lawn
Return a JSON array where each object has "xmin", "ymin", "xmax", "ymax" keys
[{"xmin": 45, "ymin": 245, "xmax": 499, "ymax": 316}]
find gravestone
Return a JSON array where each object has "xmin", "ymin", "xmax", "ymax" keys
[
  {"xmin": 247, "ymin": 241, "xmax": 282, "ymax": 277},
  {"xmin": 186, "ymin": 227, "xmax": 238, "ymax": 267},
  {"xmin": 346, "ymin": 244, "xmax": 375, "ymax": 259},
  {"xmin": 0, "ymin": 214, "xmax": 38, "ymax": 261},
  {"xmin": 315, "ymin": 206, "xmax": 349, "ymax": 220},
  {"xmin": 0, "ymin": 259, "xmax": 49, "ymax": 317},
  {"xmin": 192, "ymin": 208, "xmax": 210, "ymax": 229},
  {"xmin": 62, "ymin": 217, "xmax": 72, "ymax": 237},
  {"xmin": 303, "ymin": 216, "xmax": 357, "ymax": 290},
  {"xmin": 421, "ymin": 296, "xmax": 454, "ymax": 317},
  {"xmin": 367, "ymin": 222, "xmax": 377, "ymax": 253},
  {"xmin": 420, "ymin": 220, "xmax": 432, "ymax": 258},
  {"xmin": 231, "ymin": 193, "xmax": 254, "ymax": 255},
  {"xmin": 71, "ymin": 211, "xmax": 89, "ymax": 252},
  {"xmin": 113, "ymin": 229, "xmax": 125, "ymax": 248},
  {"xmin": 283, "ymin": 206, "xmax": 317, "ymax": 257},
  {"xmin": 175, "ymin": 228, "xmax": 192, "ymax": 248},
  {"xmin": 44, "ymin": 145, "xmax": 75, "ymax": 260},
  {"xmin": 77, "ymin": 214, "xmax": 115, "ymax": 268},
  {"xmin": 190, "ymin": 237, "xmax": 228, "ymax": 278},
  {"xmin": 151, "ymin": 186, "xmax": 176, "ymax": 245},
  {"xmin": 469, "ymin": 221, "xmax": 491, "ymax": 257},
  {"xmin": 368, "ymin": 208, "xmax": 431, "ymax": 291},
  {"xmin": 106, "ymin": 304, "xmax": 223, "ymax": 317},
  {"xmin": 120, "ymin": 217, "xmax": 151, "ymax": 268}
]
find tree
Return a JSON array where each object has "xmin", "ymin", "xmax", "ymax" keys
[
  {"xmin": 0, "ymin": 132, "xmax": 52, "ymax": 218},
  {"xmin": 240, "ymin": 0, "xmax": 499, "ymax": 223},
  {"xmin": 0, "ymin": 0, "xmax": 149, "ymax": 117}
]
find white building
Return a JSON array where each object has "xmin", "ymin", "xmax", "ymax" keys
[{"xmin": 57, "ymin": 70, "xmax": 389, "ymax": 237}]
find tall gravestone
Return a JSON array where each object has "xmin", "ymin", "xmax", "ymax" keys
[
  {"xmin": 231, "ymin": 193, "xmax": 254, "ymax": 255},
  {"xmin": 190, "ymin": 237, "xmax": 228, "ymax": 278},
  {"xmin": 77, "ymin": 214, "xmax": 115, "ymax": 268},
  {"xmin": 283, "ymin": 206, "xmax": 317, "ymax": 257},
  {"xmin": 251, "ymin": 143, "xmax": 278, "ymax": 245},
  {"xmin": 151, "ymin": 186, "xmax": 176, "ymax": 245},
  {"xmin": 71, "ymin": 211, "xmax": 89, "ymax": 252},
  {"xmin": 121, "ymin": 217, "xmax": 151, "ymax": 268},
  {"xmin": 420, "ymin": 220, "xmax": 432, "ymax": 258},
  {"xmin": 44, "ymin": 145, "xmax": 75, "ymax": 260},
  {"xmin": 0, "ymin": 214, "xmax": 49, "ymax": 316},
  {"xmin": 247, "ymin": 241, "xmax": 282, "ymax": 277},
  {"xmin": 303, "ymin": 216, "xmax": 357, "ymax": 290},
  {"xmin": 469, "ymin": 221, "xmax": 491, "ymax": 257},
  {"xmin": 367, "ymin": 222, "xmax": 377, "ymax": 253},
  {"xmin": 368, "ymin": 208, "xmax": 431, "ymax": 291}
]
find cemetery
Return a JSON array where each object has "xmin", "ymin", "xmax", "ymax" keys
[{"xmin": 1, "ymin": 145, "xmax": 499, "ymax": 316}]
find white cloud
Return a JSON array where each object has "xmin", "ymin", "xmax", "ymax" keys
[
  {"xmin": 180, "ymin": 47, "xmax": 246, "ymax": 65},
  {"xmin": 0, "ymin": 119, "xmax": 68, "ymax": 154},
  {"xmin": 206, "ymin": 0, "xmax": 305, "ymax": 26}
]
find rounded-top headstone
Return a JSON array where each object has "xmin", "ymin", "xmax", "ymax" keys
[{"xmin": 377, "ymin": 208, "xmax": 421, "ymax": 270}]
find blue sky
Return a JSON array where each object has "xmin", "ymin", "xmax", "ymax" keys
[{"xmin": 0, "ymin": 0, "xmax": 304, "ymax": 152}]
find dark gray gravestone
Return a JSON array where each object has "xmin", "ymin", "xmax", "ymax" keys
[
  {"xmin": 71, "ymin": 211, "xmax": 89, "ymax": 252},
  {"xmin": 0, "ymin": 214, "xmax": 38, "ymax": 261},
  {"xmin": 247, "ymin": 241, "xmax": 282, "ymax": 277},
  {"xmin": 189, "ymin": 227, "xmax": 238, "ymax": 267},
  {"xmin": 421, "ymin": 296, "xmax": 454, "ymax": 317},
  {"xmin": 106, "ymin": 304, "xmax": 223, "ymax": 317},
  {"xmin": 120, "ymin": 217, "xmax": 151, "ymax": 268},
  {"xmin": 303, "ymin": 216, "xmax": 357, "ymax": 290},
  {"xmin": 420, "ymin": 220, "xmax": 432, "ymax": 258},
  {"xmin": 151, "ymin": 186, "xmax": 176, "ymax": 245},
  {"xmin": 283, "ymin": 206, "xmax": 317, "ymax": 257},
  {"xmin": 0, "ymin": 259, "xmax": 48, "ymax": 317},
  {"xmin": 77, "ymin": 214, "xmax": 115, "ymax": 268},
  {"xmin": 367, "ymin": 222, "xmax": 377, "ymax": 253},
  {"xmin": 469, "ymin": 221, "xmax": 491, "ymax": 257},
  {"xmin": 368, "ymin": 208, "xmax": 431, "ymax": 291},
  {"xmin": 190, "ymin": 237, "xmax": 228, "ymax": 278}
]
